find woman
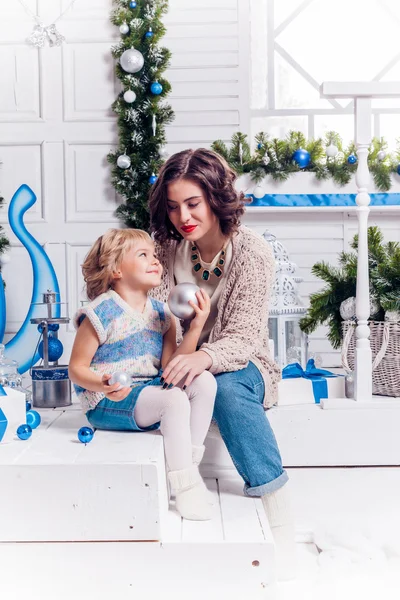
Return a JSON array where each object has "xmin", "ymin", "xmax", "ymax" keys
[{"xmin": 149, "ymin": 148, "xmax": 295, "ymax": 580}]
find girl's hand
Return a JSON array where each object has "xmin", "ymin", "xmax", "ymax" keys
[
  {"xmin": 189, "ymin": 289, "xmax": 211, "ymax": 331},
  {"xmin": 161, "ymin": 350, "xmax": 212, "ymax": 389},
  {"xmin": 101, "ymin": 373, "xmax": 131, "ymax": 402}
]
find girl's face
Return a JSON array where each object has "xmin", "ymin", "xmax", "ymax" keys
[
  {"xmin": 166, "ymin": 178, "xmax": 220, "ymax": 242},
  {"xmin": 114, "ymin": 240, "xmax": 162, "ymax": 291}
]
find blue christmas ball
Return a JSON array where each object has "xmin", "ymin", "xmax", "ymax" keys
[
  {"xmin": 26, "ymin": 410, "xmax": 41, "ymax": 430},
  {"xmin": 347, "ymin": 154, "xmax": 357, "ymax": 165},
  {"xmin": 145, "ymin": 30, "xmax": 154, "ymax": 38},
  {"xmin": 26, "ymin": 401, "xmax": 32, "ymax": 411},
  {"xmin": 150, "ymin": 81, "xmax": 163, "ymax": 95},
  {"xmin": 48, "ymin": 323, "xmax": 60, "ymax": 332},
  {"xmin": 397, "ymin": 164, "xmax": 400, "ymax": 175},
  {"xmin": 38, "ymin": 337, "xmax": 64, "ymax": 362},
  {"xmin": 129, "ymin": 1, "xmax": 137, "ymax": 7},
  {"xmin": 17, "ymin": 424, "xmax": 32, "ymax": 441},
  {"xmin": 149, "ymin": 174, "xmax": 158, "ymax": 184},
  {"xmin": 257, "ymin": 143, "xmax": 263, "ymax": 150},
  {"xmin": 78, "ymin": 426, "xmax": 94, "ymax": 444},
  {"xmin": 292, "ymin": 148, "xmax": 311, "ymax": 169}
]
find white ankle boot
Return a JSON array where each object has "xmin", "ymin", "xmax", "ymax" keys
[{"xmin": 168, "ymin": 465, "xmax": 212, "ymax": 521}]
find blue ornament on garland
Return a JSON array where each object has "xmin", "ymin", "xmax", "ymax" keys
[
  {"xmin": 150, "ymin": 81, "xmax": 163, "ymax": 95},
  {"xmin": 397, "ymin": 164, "xmax": 400, "ymax": 175},
  {"xmin": 17, "ymin": 424, "xmax": 32, "ymax": 441},
  {"xmin": 292, "ymin": 148, "xmax": 311, "ymax": 169},
  {"xmin": 145, "ymin": 28, "xmax": 154, "ymax": 38},
  {"xmin": 347, "ymin": 154, "xmax": 357, "ymax": 165},
  {"xmin": 26, "ymin": 401, "xmax": 32, "ymax": 411},
  {"xmin": 26, "ymin": 410, "xmax": 41, "ymax": 430},
  {"xmin": 129, "ymin": 1, "xmax": 137, "ymax": 7},
  {"xmin": 149, "ymin": 174, "xmax": 158, "ymax": 184},
  {"xmin": 78, "ymin": 426, "xmax": 94, "ymax": 444},
  {"xmin": 257, "ymin": 143, "xmax": 263, "ymax": 150},
  {"xmin": 38, "ymin": 337, "xmax": 63, "ymax": 362}
]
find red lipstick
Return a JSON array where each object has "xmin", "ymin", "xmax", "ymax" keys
[{"xmin": 181, "ymin": 225, "xmax": 197, "ymax": 233}]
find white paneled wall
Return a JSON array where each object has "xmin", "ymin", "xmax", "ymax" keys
[{"xmin": 0, "ymin": 0, "xmax": 399, "ymax": 370}]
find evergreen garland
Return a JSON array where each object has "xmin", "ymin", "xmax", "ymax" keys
[
  {"xmin": 299, "ymin": 226, "xmax": 400, "ymax": 349},
  {"xmin": 109, "ymin": 0, "xmax": 174, "ymax": 231},
  {"xmin": 212, "ymin": 131, "xmax": 400, "ymax": 192},
  {"xmin": 0, "ymin": 166, "xmax": 10, "ymax": 270}
]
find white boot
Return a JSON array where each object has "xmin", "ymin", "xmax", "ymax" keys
[
  {"xmin": 192, "ymin": 445, "xmax": 214, "ymax": 504},
  {"xmin": 168, "ymin": 465, "xmax": 212, "ymax": 521},
  {"xmin": 262, "ymin": 484, "xmax": 297, "ymax": 581}
]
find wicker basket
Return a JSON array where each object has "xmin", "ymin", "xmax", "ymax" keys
[{"xmin": 342, "ymin": 320, "xmax": 400, "ymax": 397}]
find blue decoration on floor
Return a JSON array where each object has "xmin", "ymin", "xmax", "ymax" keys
[
  {"xmin": 78, "ymin": 426, "xmax": 94, "ymax": 444},
  {"xmin": 17, "ymin": 423, "xmax": 32, "ymax": 440},
  {"xmin": 0, "ymin": 407, "xmax": 8, "ymax": 442},
  {"xmin": 0, "ymin": 273, "xmax": 5, "ymax": 344},
  {"xmin": 247, "ymin": 192, "xmax": 400, "ymax": 207},
  {"xmin": 4, "ymin": 185, "xmax": 61, "ymax": 373},
  {"xmin": 26, "ymin": 409, "xmax": 41, "ymax": 429}
]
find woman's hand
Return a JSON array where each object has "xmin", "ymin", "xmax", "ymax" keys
[
  {"xmin": 189, "ymin": 289, "xmax": 211, "ymax": 332},
  {"xmin": 161, "ymin": 350, "xmax": 212, "ymax": 389},
  {"xmin": 101, "ymin": 374, "xmax": 131, "ymax": 402}
]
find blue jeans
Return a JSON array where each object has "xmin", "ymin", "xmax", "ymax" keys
[{"xmin": 213, "ymin": 361, "xmax": 288, "ymax": 497}]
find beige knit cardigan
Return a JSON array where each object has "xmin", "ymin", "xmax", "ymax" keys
[{"xmin": 151, "ymin": 225, "xmax": 281, "ymax": 408}]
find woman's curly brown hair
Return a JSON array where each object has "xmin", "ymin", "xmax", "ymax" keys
[
  {"xmin": 149, "ymin": 148, "xmax": 246, "ymax": 243},
  {"xmin": 82, "ymin": 228, "xmax": 152, "ymax": 300}
]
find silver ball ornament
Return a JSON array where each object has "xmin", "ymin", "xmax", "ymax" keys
[
  {"xmin": 262, "ymin": 154, "xmax": 270, "ymax": 166},
  {"xmin": 117, "ymin": 154, "xmax": 131, "ymax": 169},
  {"xmin": 119, "ymin": 23, "xmax": 129, "ymax": 34},
  {"xmin": 123, "ymin": 90, "xmax": 136, "ymax": 103},
  {"xmin": 253, "ymin": 185, "xmax": 265, "ymax": 199},
  {"xmin": 385, "ymin": 310, "xmax": 400, "ymax": 322},
  {"xmin": 120, "ymin": 48, "xmax": 144, "ymax": 74},
  {"xmin": 377, "ymin": 150, "xmax": 386, "ymax": 161},
  {"xmin": 109, "ymin": 371, "xmax": 131, "ymax": 390},
  {"xmin": 340, "ymin": 297, "xmax": 356, "ymax": 321},
  {"xmin": 326, "ymin": 144, "xmax": 339, "ymax": 158},
  {"xmin": 369, "ymin": 297, "xmax": 379, "ymax": 317},
  {"xmin": 159, "ymin": 147, "xmax": 169, "ymax": 158},
  {"xmin": 168, "ymin": 283, "xmax": 200, "ymax": 320}
]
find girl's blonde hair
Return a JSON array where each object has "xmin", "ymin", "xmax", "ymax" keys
[{"xmin": 82, "ymin": 228, "xmax": 153, "ymax": 300}]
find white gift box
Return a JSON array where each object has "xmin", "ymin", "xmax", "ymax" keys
[
  {"xmin": 0, "ymin": 387, "xmax": 26, "ymax": 443},
  {"xmin": 278, "ymin": 376, "xmax": 345, "ymax": 406}
]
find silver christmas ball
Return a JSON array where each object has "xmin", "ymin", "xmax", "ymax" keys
[
  {"xmin": 120, "ymin": 48, "xmax": 144, "ymax": 73},
  {"xmin": 385, "ymin": 310, "xmax": 400, "ymax": 322},
  {"xmin": 326, "ymin": 144, "xmax": 339, "ymax": 158},
  {"xmin": 159, "ymin": 146, "xmax": 169, "ymax": 158},
  {"xmin": 123, "ymin": 90, "xmax": 136, "ymax": 103},
  {"xmin": 117, "ymin": 154, "xmax": 131, "ymax": 169},
  {"xmin": 119, "ymin": 23, "xmax": 130, "ymax": 34},
  {"xmin": 340, "ymin": 296, "xmax": 356, "ymax": 320},
  {"xmin": 253, "ymin": 184, "xmax": 265, "ymax": 199},
  {"xmin": 168, "ymin": 283, "xmax": 200, "ymax": 320},
  {"xmin": 369, "ymin": 297, "xmax": 379, "ymax": 317},
  {"xmin": 0, "ymin": 253, "xmax": 11, "ymax": 266},
  {"xmin": 262, "ymin": 154, "xmax": 270, "ymax": 166},
  {"xmin": 109, "ymin": 371, "xmax": 131, "ymax": 390},
  {"xmin": 377, "ymin": 150, "xmax": 386, "ymax": 161}
]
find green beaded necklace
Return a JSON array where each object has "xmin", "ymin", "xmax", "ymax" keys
[{"xmin": 190, "ymin": 243, "xmax": 226, "ymax": 281}]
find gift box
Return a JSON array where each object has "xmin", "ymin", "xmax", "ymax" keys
[
  {"xmin": 0, "ymin": 385, "xmax": 26, "ymax": 443},
  {"xmin": 278, "ymin": 359, "xmax": 345, "ymax": 406}
]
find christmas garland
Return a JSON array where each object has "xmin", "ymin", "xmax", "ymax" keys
[
  {"xmin": 211, "ymin": 131, "xmax": 400, "ymax": 192},
  {"xmin": 108, "ymin": 0, "xmax": 174, "ymax": 231}
]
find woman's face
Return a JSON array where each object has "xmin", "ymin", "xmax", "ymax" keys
[{"xmin": 166, "ymin": 178, "xmax": 219, "ymax": 242}]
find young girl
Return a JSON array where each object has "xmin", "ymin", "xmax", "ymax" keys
[{"xmin": 68, "ymin": 228, "xmax": 217, "ymax": 521}]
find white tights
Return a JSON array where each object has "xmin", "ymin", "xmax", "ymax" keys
[{"xmin": 134, "ymin": 370, "xmax": 217, "ymax": 471}]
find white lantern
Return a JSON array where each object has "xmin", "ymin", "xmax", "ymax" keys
[{"xmin": 263, "ymin": 230, "xmax": 309, "ymax": 369}]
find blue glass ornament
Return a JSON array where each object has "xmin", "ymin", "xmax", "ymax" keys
[
  {"xmin": 38, "ymin": 337, "xmax": 63, "ymax": 362},
  {"xmin": 26, "ymin": 409, "xmax": 41, "ymax": 430},
  {"xmin": 145, "ymin": 30, "xmax": 154, "ymax": 38},
  {"xmin": 129, "ymin": 1, "xmax": 137, "ymax": 7},
  {"xmin": 257, "ymin": 143, "xmax": 263, "ymax": 150},
  {"xmin": 347, "ymin": 154, "xmax": 357, "ymax": 165},
  {"xmin": 150, "ymin": 81, "xmax": 163, "ymax": 95},
  {"xmin": 17, "ymin": 423, "xmax": 32, "ymax": 440},
  {"xmin": 78, "ymin": 426, "xmax": 94, "ymax": 444},
  {"xmin": 48, "ymin": 323, "xmax": 60, "ymax": 332},
  {"xmin": 292, "ymin": 148, "xmax": 311, "ymax": 169},
  {"xmin": 149, "ymin": 174, "xmax": 158, "ymax": 184},
  {"xmin": 26, "ymin": 401, "xmax": 32, "ymax": 411},
  {"xmin": 397, "ymin": 164, "xmax": 400, "ymax": 175}
]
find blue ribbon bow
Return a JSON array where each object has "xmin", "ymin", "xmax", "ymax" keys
[{"xmin": 282, "ymin": 359, "xmax": 338, "ymax": 404}]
